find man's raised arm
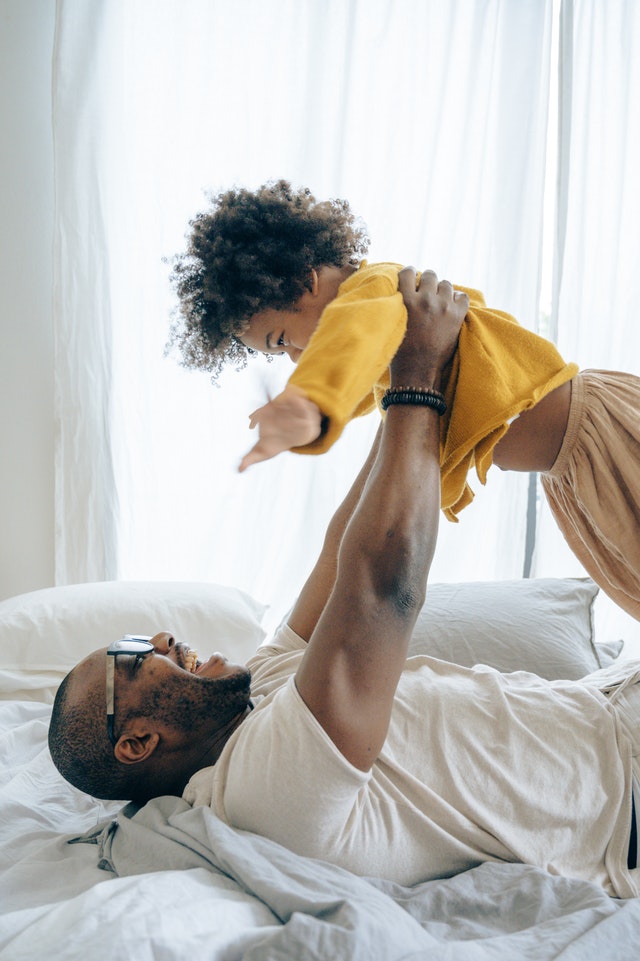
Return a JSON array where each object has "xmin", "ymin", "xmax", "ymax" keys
[{"xmin": 295, "ymin": 270, "xmax": 468, "ymax": 771}]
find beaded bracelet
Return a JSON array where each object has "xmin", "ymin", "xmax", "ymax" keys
[{"xmin": 381, "ymin": 386, "xmax": 447, "ymax": 416}]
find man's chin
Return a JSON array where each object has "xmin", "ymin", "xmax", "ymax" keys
[
  {"xmin": 196, "ymin": 654, "xmax": 249, "ymax": 681},
  {"xmin": 208, "ymin": 663, "xmax": 252, "ymax": 694}
]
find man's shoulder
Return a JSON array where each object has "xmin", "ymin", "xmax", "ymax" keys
[{"xmin": 247, "ymin": 622, "xmax": 306, "ymax": 697}]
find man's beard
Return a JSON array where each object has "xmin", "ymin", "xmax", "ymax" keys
[{"xmin": 132, "ymin": 667, "xmax": 252, "ymax": 736}]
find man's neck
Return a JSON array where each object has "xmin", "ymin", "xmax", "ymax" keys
[{"xmin": 198, "ymin": 701, "xmax": 254, "ymax": 768}]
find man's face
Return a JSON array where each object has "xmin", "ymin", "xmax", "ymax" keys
[
  {"xmin": 127, "ymin": 648, "xmax": 252, "ymax": 739},
  {"xmin": 78, "ymin": 632, "xmax": 252, "ymax": 747}
]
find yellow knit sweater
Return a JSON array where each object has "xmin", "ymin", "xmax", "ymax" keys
[{"xmin": 288, "ymin": 262, "xmax": 578, "ymax": 520}]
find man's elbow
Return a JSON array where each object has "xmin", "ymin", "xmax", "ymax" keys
[
  {"xmin": 396, "ymin": 585, "xmax": 425, "ymax": 616},
  {"xmin": 340, "ymin": 537, "xmax": 430, "ymax": 621},
  {"xmin": 369, "ymin": 559, "xmax": 427, "ymax": 620},
  {"xmin": 391, "ymin": 578, "xmax": 426, "ymax": 620}
]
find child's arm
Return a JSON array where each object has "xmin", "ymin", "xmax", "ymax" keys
[
  {"xmin": 238, "ymin": 385, "xmax": 323, "ymax": 472},
  {"xmin": 287, "ymin": 267, "xmax": 406, "ymax": 452},
  {"xmin": 239, "ymin": 265, "xmax": 407, "ymax": 471}
]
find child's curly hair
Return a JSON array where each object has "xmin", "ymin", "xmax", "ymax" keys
[{"xmin": 166, "ymin": 180, "xmax": 370, "ymax": 380}]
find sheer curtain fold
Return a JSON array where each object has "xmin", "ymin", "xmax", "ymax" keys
[
  {"xmin": 53, "ymin": 0, "xmax": 554, "ymax": 627},
  {"xmin": 552, "ymin": 0, "xmax": 640, "ymax": 369},
  {"xmin": 533, "ymin": 0, "xmax": 640, "ymax": 649},
  {"xmin": 52, "ymin": 1, "xmax": 120, "ymax": 584}
]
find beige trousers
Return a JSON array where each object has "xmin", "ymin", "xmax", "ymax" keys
[{"xmin": 542, "ymin": 370, "xmax": 640, "ymax": 621}]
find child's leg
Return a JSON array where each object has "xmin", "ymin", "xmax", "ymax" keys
[
  {"xmin": 540, "ymin": 370, "xmax": 640, "ymax": 621},
  {"xmin": 492, "ymin": 381, "xmax": 572, "ymax": 472}
]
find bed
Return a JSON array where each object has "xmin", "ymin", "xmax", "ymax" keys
[{"xmin": 1, "ymin": 577, "xmax": 639, "ymax": 960}]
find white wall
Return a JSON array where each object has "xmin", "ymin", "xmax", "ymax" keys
[{"xmin": 0, "ymin": 0, "xmax": 56, "ymax": 600}]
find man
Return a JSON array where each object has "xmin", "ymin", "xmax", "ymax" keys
[{"xmin": 49, "ymin": 271, "xmax": 639, "ymax": 898}]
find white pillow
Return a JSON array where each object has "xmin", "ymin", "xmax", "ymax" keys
[
  {"xmin": 0, "ymin": 576, "xmax": 622, "ymax": 704},
  {"xmin": 0, "ymin": 581, "xmax": 267, "ymax": 703},
  {"xmin": 409, "ymin": 577, "xmax": 621, "ymax": 680}
]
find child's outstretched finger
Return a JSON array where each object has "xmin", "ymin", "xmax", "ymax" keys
[
  {"xmin": 247, "ymin": 402, "xmax": 268, "ymax": 431},
  {"xmin": 239, "ymin": 441, "xmax": 273, "ymax": 473}
]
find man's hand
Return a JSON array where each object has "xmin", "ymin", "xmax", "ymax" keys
[
  {"xmin": 239, "ymin": 385, "xmax": 323, "ymax": 472},
  {"xmin": 395, "ymin": 268, "xmax": 468, "ymax": 389}
]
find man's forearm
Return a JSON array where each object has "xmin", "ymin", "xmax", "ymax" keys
[
  {"xmin": 295, "ymin": 396, "xmax": 443, "ymax": 771},
  {"xmin": 337, "ymin": 404, "xmax": 441, "ymax": 633},
  {"xmin": 336, "ymin": 313, "xmax": 447, "ymax": 620}
]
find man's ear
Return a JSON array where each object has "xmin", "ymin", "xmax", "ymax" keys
[{"xmin": 114, "ymin": 729, "xmax": 160, "ymax": 766}]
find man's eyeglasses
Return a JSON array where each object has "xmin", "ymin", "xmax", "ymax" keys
[{"xmin": 106, "ymin": 636, "xmax": 154, "ymax": 746}]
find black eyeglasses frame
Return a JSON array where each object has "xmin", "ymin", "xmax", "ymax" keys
[{"xmin": 106, "ymin": 636, "xmax": 154, "ymax": 746}]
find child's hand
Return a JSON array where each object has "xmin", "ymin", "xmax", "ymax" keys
[{"xmin": 239, "ymin": 385, "xmax": 323, "ymax": 472}]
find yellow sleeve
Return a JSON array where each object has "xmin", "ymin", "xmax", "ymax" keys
[{"xmin": 288, "ymin": 263, "xmax": 407, "ymax": 453}]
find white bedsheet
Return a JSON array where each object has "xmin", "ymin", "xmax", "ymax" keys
[{"xmin": 1, "ymin": 699, "xmax": 639, "ymax": 961}]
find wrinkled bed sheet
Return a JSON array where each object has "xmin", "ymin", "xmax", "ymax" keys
[{"xmin": 1, "ymin": 700, "xmax": 639, "ymax": 961}]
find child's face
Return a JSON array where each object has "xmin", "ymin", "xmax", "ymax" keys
[
  {"xmin": 240, "ymin": 266, "xmax": 351, "ymax": 363},
  {"xmin": 240, "ymin": 301, "xmax": 321, "ymax": 364}
]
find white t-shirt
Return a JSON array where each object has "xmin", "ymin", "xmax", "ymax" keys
[{"xmin": 184, "ymin": 624, "xmax": 638, "ymax": 897}]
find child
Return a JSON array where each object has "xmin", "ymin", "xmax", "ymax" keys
[{"xmin": 168, "ymin": 180, "xmax": 640, "ymax": 619}]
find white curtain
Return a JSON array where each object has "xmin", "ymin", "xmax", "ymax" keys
[
  {"xmin": 531, "ymin": 0, "xmax": 640, "ymax": 649},
  {"xmin": 53, "ymin": 0, "xmax": 558, "ymax": 629}
]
